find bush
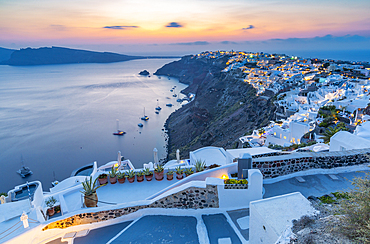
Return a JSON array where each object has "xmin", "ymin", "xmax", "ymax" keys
[{"xmin": 338, "ymin": 172, "xmax": 370, "ymax": 243}]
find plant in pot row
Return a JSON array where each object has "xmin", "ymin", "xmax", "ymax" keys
[
  {"xmin": 143, "ymin": 168, "xmax": 153, "ymax": 181},
  {"xmin": 126, "ymin": 170, "xmax": 136, "ymax": 183},
  {"xmin": 154, "ymin": 164, "xmax": 164, "ymax": 181},
  {"xmin": 117, "ymin": 172, "xmax": 126, "ymax": 183},
  {"xmin": 185, "ymin": 167, "xmax": 194, "ymax": 177},
  {"xmin": 195, "ymin": 159, "xmax": 206, "ymax": 172},
  {"xmin": 81, "ymin": 176, "xmax": 102, "ymax": 208},
  {"xmin": 136, "ymin": 170, "xmax": 145, "ymax": 182},
  {"xmin": 166, "ymin": 169, "xmax": 174, "ymax": 180},
  {"xmin": 176, "ymin": 166, "xmax": 184, "ymax": 180},
  {"xmin": 98, "ymin": 173, "xmax": 108, "ymax": 185},
  {"xmin": 109, "ymin": 166, "xmax": 118, "ymax": 184}
]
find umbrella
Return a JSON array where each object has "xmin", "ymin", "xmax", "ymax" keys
[
  {"xmin": 117, "ymin": 151, "xmax": 122, "ymax": 167},
  {"xmin": 176, "ymin": 149, "xmax": 180, "ymax": 164},
  {"xmin": 153, "ymin": 148, "xmax": 159, "ymax": 165}
]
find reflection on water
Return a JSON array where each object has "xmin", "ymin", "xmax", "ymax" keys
[{"xmin": 0, "ymin": 59, "xmax": 186, "ymax": 192}]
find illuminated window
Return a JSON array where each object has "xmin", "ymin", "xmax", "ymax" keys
[{"xmin": 284, "ymin": 136, "xmax": 287, "ymax": 139}]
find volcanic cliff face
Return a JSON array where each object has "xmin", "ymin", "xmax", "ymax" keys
[{"xmin": 155, "ymin": 55, "xmax": 276, "ymax": 159}]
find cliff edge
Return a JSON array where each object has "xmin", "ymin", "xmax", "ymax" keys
[{"xmin": 155, "ymin": 54, "xmax": 276, "ymax": 159}]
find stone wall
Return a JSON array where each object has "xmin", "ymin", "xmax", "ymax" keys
[
  {"xmin": 42, "ymin": 184, "xmax": 218, "ymax": 231},
  {"xmin": 253, "ymin": 148, "xmax": 370, "ymax": 179}
]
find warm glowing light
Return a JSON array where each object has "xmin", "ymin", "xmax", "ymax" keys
[
  {"xmin": 114, "ymin": 163, "xmax": 119, "ymax": 167},
  {"xmin": 221, "ymin": 174, "xmax": 229, "ymax": 180}
]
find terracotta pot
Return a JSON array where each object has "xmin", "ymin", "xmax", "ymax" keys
[
  {"xmin": 176, "ymin": 173, "xmax": 183, "ymax": 180},
  {"xmin": 155, "ymin": 171, "xmax": 164, "ymax": 181},
  {"xmin": 47, "ymin": 207, "xmax": 55, "ymax": 216},
  {"xmin": 110, "ymin": 176, "xmax": 117, "ymax": 184},
  {"xmin": 98, "ymin": 176, "xmax": 108, "ymax": 185},
  {"xmin": 128, "ymin": 177, "xmax": 135, "ymax": 183},
  {"xmin": 166, "ymin": 174, "xmax": 174, "ymax": 181},
  {"xmin": 145, "ymin": 174, "xmax": 153, "ymax": 181},
  {"xmin": 84, "ymin": 192, "xmax": 98, "ymax": 207},
  {"xmin": 137, "ymin": 175, "xmax": 144, "ymax": 182},
  {"xmin": 118, "ymin": 177, "xmax": 126, "ymax": 184}
]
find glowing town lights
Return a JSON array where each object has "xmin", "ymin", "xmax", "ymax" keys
[{"xmin": 114, "ymin": 163, "xmax": 119, "ymax": 167}]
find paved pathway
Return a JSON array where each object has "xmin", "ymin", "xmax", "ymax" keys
[{"xmin": 263, "ymin": 170, "xmax": 369, "ymax": 198}]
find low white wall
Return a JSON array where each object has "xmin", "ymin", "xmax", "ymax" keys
[
  {"xmin": 249, "ymin": 192, "xmax": 317, "ymax": 244},
  {"xmin": 218, "ymin": 169, "xmax": 263, "ymax": 209}
]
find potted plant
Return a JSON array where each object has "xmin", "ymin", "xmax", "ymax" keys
[
  {"xmin": 81, "ymin": 176, "xmax": 102, "ymax": 207},
  {"xmin": 109, "ymin": 166, "xmax": 118, "ymax": 184},
  {"xmin": 154, "ymin": 164, "xmax": 164, "ymax": 181},
  {"xmin": 45, "ymin": 196, "xmax": 57, "ymax": 216},
  {"xmin": 185, "ymin": 167, "xmax": 194, "ymax": 177},
  {"xmin": 166, "ymin": 169, "xmax": 174, "ymax": 181},
  {"xmin": 98, "ymin": 173, "xmax": 108, "ymax": 185},
  {"xmin": 54, "ymin": 205, "xmax": 61, "ymax": 214},
  {"xmin": 136, "ymin": 170, "xmax": 144, "ymax": 182},
  {"xmin": 126, "ymin": 170, "xmax": 135, "ymax": 183},
  {"xmin": 143, "ymin": 168, "xmax": 153, "ymax": 181},
  {"xmin": 175, "ymin": 166, "xmax": 184, "ymax": 180},
  {"xmin": 117, "ymin": 171, "xmax": 126, "ymax": 184},
  {"xmin": 195, "ymin": 159, "xmax": 206, "ymax": 172}
]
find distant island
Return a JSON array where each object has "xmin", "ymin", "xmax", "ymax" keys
[{"xmin": 0, "ymin": 46, "xmax": 179, "ymax": 66}]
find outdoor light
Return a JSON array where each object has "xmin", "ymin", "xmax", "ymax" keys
[{"xmin": 221, "ymin": 174, "xmax": 228, "ymax": 180}]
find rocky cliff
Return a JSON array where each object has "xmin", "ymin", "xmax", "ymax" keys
[{"xmin": 155, "ymin": 54, "xmax": 276, "ymax": 159}]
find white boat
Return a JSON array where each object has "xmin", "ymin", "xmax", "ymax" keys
[
  {"xmin": 17, "ymin": 166, "xmax": 33, "ymax": 178},
  {"xmin": 141, "ymin": 107, "xmax": 149, "ymax": 121}
]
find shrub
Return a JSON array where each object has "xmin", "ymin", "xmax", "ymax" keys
[{"xmin": 338, "ymin": 172, "xmax": 370, "ymax": 243}]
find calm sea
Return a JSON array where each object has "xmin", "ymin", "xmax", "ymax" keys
[{"xmin": 0, "ymin": 59, "xmax": 187, "ymax": 193}]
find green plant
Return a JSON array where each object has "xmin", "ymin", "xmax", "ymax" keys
[
  {"xmin": 136, "ymin": 170, "xmax": 144, "ymax": 176},
  {"xmin": 117, "ymin": 171, "xmax": 126, "ymax": 179},
  {"xmin": 224, "ymin": 179, "xmax": 248, "ymax": 184},
  {"xmin": 154, "ymin": 164, "xmax": 164, "ymax": 173},
  {"xmin": 143, "ymin": 168, "xmax": 153, "ymax": 176},
  {"xmin": 126, "ymin": 170, "xmax": 135, "ymax": 178},
  {"xmin": 98, "ymin": 173, "xmax": 107, "ymax": 179},
  {"xmin": 195, "ymin": 159, "xmax": 206, "ymax": 172},
  {"xmin": 318, "ymin": 195, "xmax": 336, "ymax": 204},
  {"xmin": 185, "ymin": 168, "xmax": 194, "ymax": 175},
  {"xmin": 109, "ymin": 166, "xmax": 118, "ymax": 178},
  {"xmin": 166, "ymin": 169, "xmax": 174, "ymax": 175},
  {"xmin": 54, "ymin": 205, "xmax": 61, "ymax": 213},
  {"xmin": 45, "ymin": 196, "xmax": 57, "ymax": 208},
  {"xmin": 175, "ymin": 166, "xmax": 183, "ymax": 174},
  {"xmin": 337, "ymin": 173, "xmax": 370, "ymax": 242},
  {"xmin": 81, "ymin": 176, "xmax": 101, "ymax": 196},
  {"xmin": 0, "ymin": 192, "xmax": 8, "ymax": 197}
]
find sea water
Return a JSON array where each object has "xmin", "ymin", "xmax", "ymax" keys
[{"xmin": 0, "ymin": 59, "xmax": 186, "ymax": 192}]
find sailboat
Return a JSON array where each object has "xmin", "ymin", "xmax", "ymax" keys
[
  {"xmin": 17, "ymin": 156, "xmax": 33, "ymax": 178},
  {"xmin": 113, "ymin": 119, "xmax": 126, "ymax": 135},
  {"xmin": 141, "ymin": 107, "xmax": 149, "ymax": 121},
  {"xmin": 155, "ymin": 99, "xmax": 162, "ymax": 111}
]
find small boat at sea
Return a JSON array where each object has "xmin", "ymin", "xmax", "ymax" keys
[
  {"xmin": 172, "ymin": 94, "xmax": 177, "ymax": 97},
  {"xmin": 166, "ymin": 103, "xmax": 173, "ymax": 107},
  {"xmin": 17, "ymin": 156, "xmax": 33, "ymax": 178},
  {"xmin": 155, "ymin": 99, "xmax": 162, "ymax": 111},
  {"xmin": 17, "ymin": 166, "xmax": 33, "ymax": 178},
  {"xmin": 155, "ymin": 111, "xmax": 159, "ymax": 114},
  {"xmin": 138, "ymin": 123, "xmax": 143, "ymax": 127},
  {"xmin": 113, "ymin": 119, "xmax": 126, "ymax": 136},
  {"xmin": 141, "ymin": 107, "xmax": 149, "ymax": 121}
]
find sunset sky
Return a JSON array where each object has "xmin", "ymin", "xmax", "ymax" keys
[{"xmin": 0, "ymin": 0, "xmax": 369, "ymax": 56}]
